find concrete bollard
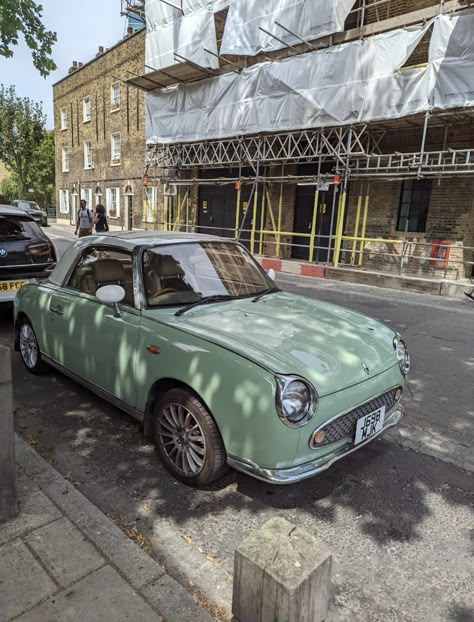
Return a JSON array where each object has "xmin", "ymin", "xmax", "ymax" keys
[
  {"xmin": 232, "ymin": 517, "xmax": 332, "ymax": 622},
  {"xmin": 0, "ymin": 346, "xmax": 17, "ymax": 523}
]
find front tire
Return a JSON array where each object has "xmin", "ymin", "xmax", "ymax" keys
[
  {"xmin": 19, "ymin": 319, "xmax": 48, "ymax": 375},
  {"xmin": 153, "ymin": 388, "xmax": 228, "ymax": 487}
]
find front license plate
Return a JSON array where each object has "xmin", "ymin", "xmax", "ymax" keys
[
  {"xmin": 354, "ymin": 406, "xmax": 386, "ymax": 445},
  {"xmin": 0, "ymin": 280, "xmax": 29, "ymax": 292}
]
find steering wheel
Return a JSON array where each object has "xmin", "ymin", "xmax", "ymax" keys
[{"xmin": 152, "ymin": 287, "xmax": 177, "ymax": 298}]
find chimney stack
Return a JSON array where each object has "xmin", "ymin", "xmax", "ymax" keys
[
  {"xmin": 68, "ymin": 60, "xmax": 79, "ymax": 74},
  {"xmin": 78, "ymin": 62, "xmax": 83, "ymax": 68},
  {"xmin": 96, "ymin": 45, "xmax": 104, "ymax": 57},
  {"xmin": 126, "ymin": 26, "xmax": 133, "ymax": 37}
]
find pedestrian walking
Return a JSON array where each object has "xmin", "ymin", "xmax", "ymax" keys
[
  {"xmin": 94, "ymin": 204, "xmax": 109, "ymax": 233},
  {"xmin": 75, "ymin": 200, "xmax": 94, "ymax": 237}
]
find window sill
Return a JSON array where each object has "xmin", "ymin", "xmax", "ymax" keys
[
  {"xmin": 61, "ymin": 127, "xmax": 68, "ymax": 132},
  {"xmin": 110, "ymin": 106, "xmax": 120, "ymax": 113},
  {"xmin": 111, "ymin": 161, "xmax": 121, "ymax": 167},
  {"xmin": 84, "ymin": 167, "xmax": 94, "ymax": 171},
  {"xmin": 62, "ymin": 170, "xmax": 70, "ymax": 174},
  {"xmin": 83, "ymin": 119, "xmax": 91, "ymax": 124}
]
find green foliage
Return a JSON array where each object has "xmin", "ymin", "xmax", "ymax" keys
[
  {"xmin": 0, "ymin": 171, "xmax": 19, "ymax": 201},
  {"xmin": 29, "ymin": 130, "xmax": 55, "ymax": 208},
  {"xmin": 0, "ymin": 0, "xmax": 57, "ymax": 77},
  {"xmin": 0, "ymin": 85, "xmax": 46, "ymax": 198}
]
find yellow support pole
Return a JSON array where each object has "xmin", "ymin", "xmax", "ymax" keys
[
  {"xmin": 276, "ymin": 185, "xmax": 283, "ymax": 258},
  {"xmin": 162, "ymin": 195, "xmax": 167, "ymax": 232},
  {"xmin": 258, "ymin": 187, "xmax": 266, "ymax": 256},
  {"xmin": 234, "ymin": 186, "xmax": 241, "ymax": 238},
  {"xmin": 350, "ymin": 193, "xmax": 363, "ymax": 265},
  {"xmin": 265, "ymin": 190, "xmax": 277, "ymax": 233},
  {"xmin": 186, "ymin": 191, "xmax": 190, "ymax": 232},
  {"xmin": 250, "ymin": 187, "xmax": 258, "ymax": 255},
  {"xmin": 333, "ymin": 190, "xmax": 347, "ymax": 268},
  {"xmin": 309, "ymin": 189, "xmax": 319, "ymax": 263},
  {"xmin": 358, "ymin": 190, "xmax": 370, "ymax": 267}
]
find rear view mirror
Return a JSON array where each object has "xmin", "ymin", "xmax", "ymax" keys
[{"xmin": 96, "ymin": 284, "xmax": 125, "ymax": 318}]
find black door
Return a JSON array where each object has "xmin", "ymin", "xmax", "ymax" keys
[{"xmin": 292, "ymin": 184, "xmax": 340, "ymax": 263}]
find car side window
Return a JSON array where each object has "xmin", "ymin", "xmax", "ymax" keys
[{"xmin": 66, "ymin": 247, "xmax": 135, "ymax": 306}]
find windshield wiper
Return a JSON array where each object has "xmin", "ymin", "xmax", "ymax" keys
[
  {"xmin": 175, "ymin": 294, "xmax": 232, "ymax": 316},
  {"xmin": 252, "ymin": 286, "xmax": 280, "ymax": 303}
]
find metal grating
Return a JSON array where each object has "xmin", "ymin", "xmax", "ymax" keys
[{"xmin": 315, "ymin": 387, "xmax": 401, "ymax": 447}]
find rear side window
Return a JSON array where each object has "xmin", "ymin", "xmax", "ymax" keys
[{"xmin": 0, "ymin": 216, "xmax": 40, "ymax": 241}]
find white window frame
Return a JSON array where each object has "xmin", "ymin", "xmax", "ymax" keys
[
  {"xmin": 106, "ymin": 187, "xmax": 120, "ymax": 219},
  {"xmin": 80, "ymin": 188, "xmax": 92, "ymax": 210},
  {"xmin": 111, "ymin": 82, "xmax": 121, "ymax": 111},
  {"xmin": 60, "ymin": 108, "xmax": 68, "ymax": 130},
  {"xmin": 84, "ymin": 141, "xmax": 93, "ymax": 170},
  {"xmin": 83, "ymin": 96, "xmax": 91, "ymax": 123},
  {"xmin": 111, "ymin": 132, "xmax": 121, "ymax": 165},
  {"xmin": 61, "ymin": 145, "xmax": 69, "ymax": 173},
  {"xmin": 144, "ymin": 186, "xmax": 157, "ymax": 223},
  {"xmin": 59, "ymin": 189, "xmax": 70, "ymax": 214}
]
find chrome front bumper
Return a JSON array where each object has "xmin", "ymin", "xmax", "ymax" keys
[{"xmin": 227, "ymin": 405, "xmax": 404, "ymax": 485}]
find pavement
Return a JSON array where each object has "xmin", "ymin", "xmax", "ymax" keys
[
  {"xmin": 1, "ymin": 223, "xmax": 472, "ymax": 622},
  {"xmin": 0, "ymin": 436, "xmax": 214, "ymax": 622}
]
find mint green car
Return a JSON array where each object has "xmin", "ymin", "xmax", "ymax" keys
[{"xmin": 14, "ymin": 232, "xmax": 409, "ymax": 486}]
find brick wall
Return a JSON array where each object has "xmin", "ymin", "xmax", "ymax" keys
[{"xmin": 53, "ymin": 29, "xmax": 146, "ymax": 228}]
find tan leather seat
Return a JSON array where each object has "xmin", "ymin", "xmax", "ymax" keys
[
  {"xmin": 92, "ymin": 258, "xmax": 134, "ymax": 305},
  {"xmin": 145, "ymin": 254, "xmax": 189, "ymax": 296}
]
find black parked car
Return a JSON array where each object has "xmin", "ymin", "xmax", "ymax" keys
[
  {"xmin": 11, "ymin": 200, "xmax": 48, "ymax": 227},
  {"xmin": 0, "ymin": 206, "xmax": 57, "ymax": 304}
]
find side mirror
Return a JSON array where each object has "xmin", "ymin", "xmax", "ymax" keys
[
  {"xmin": 267, "ymin": 268, "xmax": 276, "ymax": 281},
  {"xmin": 96, "ymin": 284, "xmax": 125, "ymax": 318}
]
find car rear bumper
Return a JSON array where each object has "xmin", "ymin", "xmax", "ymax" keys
[{"xmin": 227, "ymin": 404, "xmax": 404, "ymax": 484}]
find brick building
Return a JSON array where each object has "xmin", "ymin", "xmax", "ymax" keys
[
  {"xmin": 130, "ymin": 0, "xmax": 474, "ymax": 281},
  {"xmin": 53, "ymin": 28, "xmax": 147, "ymax": 229}
]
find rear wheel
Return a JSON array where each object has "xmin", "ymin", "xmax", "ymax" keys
[
  {"xmin": 153, "ymin": 388, "xmax": 227, "ymax": 487},
  {"xmin": 19, "ymin": 319, "xmax": 48, "ymax": 375}
]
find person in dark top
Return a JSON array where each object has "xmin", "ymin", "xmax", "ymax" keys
[{"xmin": 94, "ymin": 204, "xmax": 109, "ymax": 233}]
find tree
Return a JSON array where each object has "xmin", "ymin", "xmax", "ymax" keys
[
  {"xmin": 29, "ymin": 130, "xmax": 55, "ymax": 210},
  {"xmin": 0, "ymin": 0, "xmax": 57, "ymax": 77},
  {"xmin": 0, "ymin": 85, "xmax": 46, "ymax": 199},
  {"xmin": 0, "ymin": 172, "xmax": 19, "ymax": 201}
]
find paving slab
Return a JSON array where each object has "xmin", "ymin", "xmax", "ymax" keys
[
  {"xmin": 142, "ymin": 574, "xmax": 215, "ymax": 622},
  {"xmin": 0, "ymin": 490, "xmax": 61, "ymax": 546},
  {"xmin": 25, "ymin": 517, "xmax": 105, "ymax": 588},
  {"xmin": 15, "ymin": 565, "xmax": 163, "ymax": 622},
  {"xmin": 0, "ymin": 539, "xmax": 56, "ymax": 620}
]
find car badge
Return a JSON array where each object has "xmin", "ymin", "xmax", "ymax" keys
[
  {"xmin": 0, "ymin": 248, "xmax": 7, "ymax": 258},
  {"xmin": 362, "ymin": 363, "xmax": 370, "ymax": 375}
]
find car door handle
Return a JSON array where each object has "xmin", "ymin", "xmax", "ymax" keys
[{"xmin": 50, "ymin": 304, "xmax": 64, "ymax": 316}]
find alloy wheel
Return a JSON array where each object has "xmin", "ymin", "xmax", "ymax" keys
[
  {"xmin": 159, "ymin": 403, "xmax": 206, "ymax": 476},
  {"xmin": 19, "ymin": 323, "xmax": 38, "ymax": 369}
]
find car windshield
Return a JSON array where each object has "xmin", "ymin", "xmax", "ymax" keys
[
  {"xmin": 143, "ymin": 241, "xmax": 272, "ymax": 307},
  {"xmin": 0, "ymin": 216, "xmax": 33, "ymax": 241}
]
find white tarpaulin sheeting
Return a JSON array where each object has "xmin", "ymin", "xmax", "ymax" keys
[
  {"xmin": 145, "ymin": 13, "xmax": 474, "ymax": 145},
  {"xmin": 220, "ymin": 0, "xmax": 356, "ymax": 56},
  {"xmin": 431, "ymin": 12, "xmax": 474, "ymax": 109},
  {"xmin": 146, "ymin": 23, "xmax": 430, "ymax": 143},
  {"xmin": 145, "ymin": 0, "xmax": 229, "ymax": 71}
]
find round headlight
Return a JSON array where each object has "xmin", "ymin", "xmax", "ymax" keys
[
  {"xmin": 275, "ymin": 376, "xmax": 318, "ymax": 428},
  {"xmin": 393, "ymin": 335, "xmax": 410, "ymax": 376}
]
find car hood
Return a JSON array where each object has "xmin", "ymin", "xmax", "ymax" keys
[{"xmin": 155, "ymin": 292, "xmax": 398, "ymax": 397}]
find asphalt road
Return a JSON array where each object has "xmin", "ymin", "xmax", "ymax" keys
[{"xmin": 2, "ymin": 227, "xmax": 473, "ymax": 622}]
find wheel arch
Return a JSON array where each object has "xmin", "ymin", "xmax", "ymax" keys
[
  {"xmin": 143, "ymin": 377, "xmax": 218, "ymax": 438},
  {"xmin": 14, "ymin": 311, "xmax": 29, "ymax": 351}
]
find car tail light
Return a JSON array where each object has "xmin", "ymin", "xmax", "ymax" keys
[{"xmin": 28, "ymin": 242, "xmax": 52, "ymax": 257}]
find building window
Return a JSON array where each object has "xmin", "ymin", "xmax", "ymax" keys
[
  {"xmin": 61, "ymin": 146, "xmax": 69, "ymax": 172},
  {"xmin": 60, "ymin": 108, "xmax": 68, "ymax": 130},
  {"xmin": 111, "ymin": 82, "xmax": 121, "ymax": 110},
  {"xmin": 106, "ymin": 187, "xmax": 120, "ymax": 218},
  {"xmin": 397, "ymin": 179, "xmax": 432, "ymax": 233},
  {"xmin": 111, "ymin": 132, "xmax": 121, "ymax": 164},
  {"xmin": 84, "ymin": 140, "xmax": 93, "ymax": 169},
  {"xmin": 59, "ymin": 189, "xmax": 70, "ymax": 214},
  {"xmin": 80, "ymin": 188, "xmax": 92, "ymax": 209},
  {"xmin": 83, "ymin": 96, "xmax": 91, "ymax": 123},
  {"xmin": 144, "ymin": 187, "xmax": 157, "ymax": 223}
]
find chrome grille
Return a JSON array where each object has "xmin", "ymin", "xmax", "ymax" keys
[{"xmin": 314, "ymin": 387, "xmax": 401, "ymax": 447}]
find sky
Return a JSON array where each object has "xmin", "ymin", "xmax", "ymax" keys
[{"xmin": 0, "ymin": 0, "xmax": 128, "ymax": 128}]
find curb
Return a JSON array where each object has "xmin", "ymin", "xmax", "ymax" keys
[{"xmin": 15, "ymin": 436, "xmax": 215, "ymax": 622}]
